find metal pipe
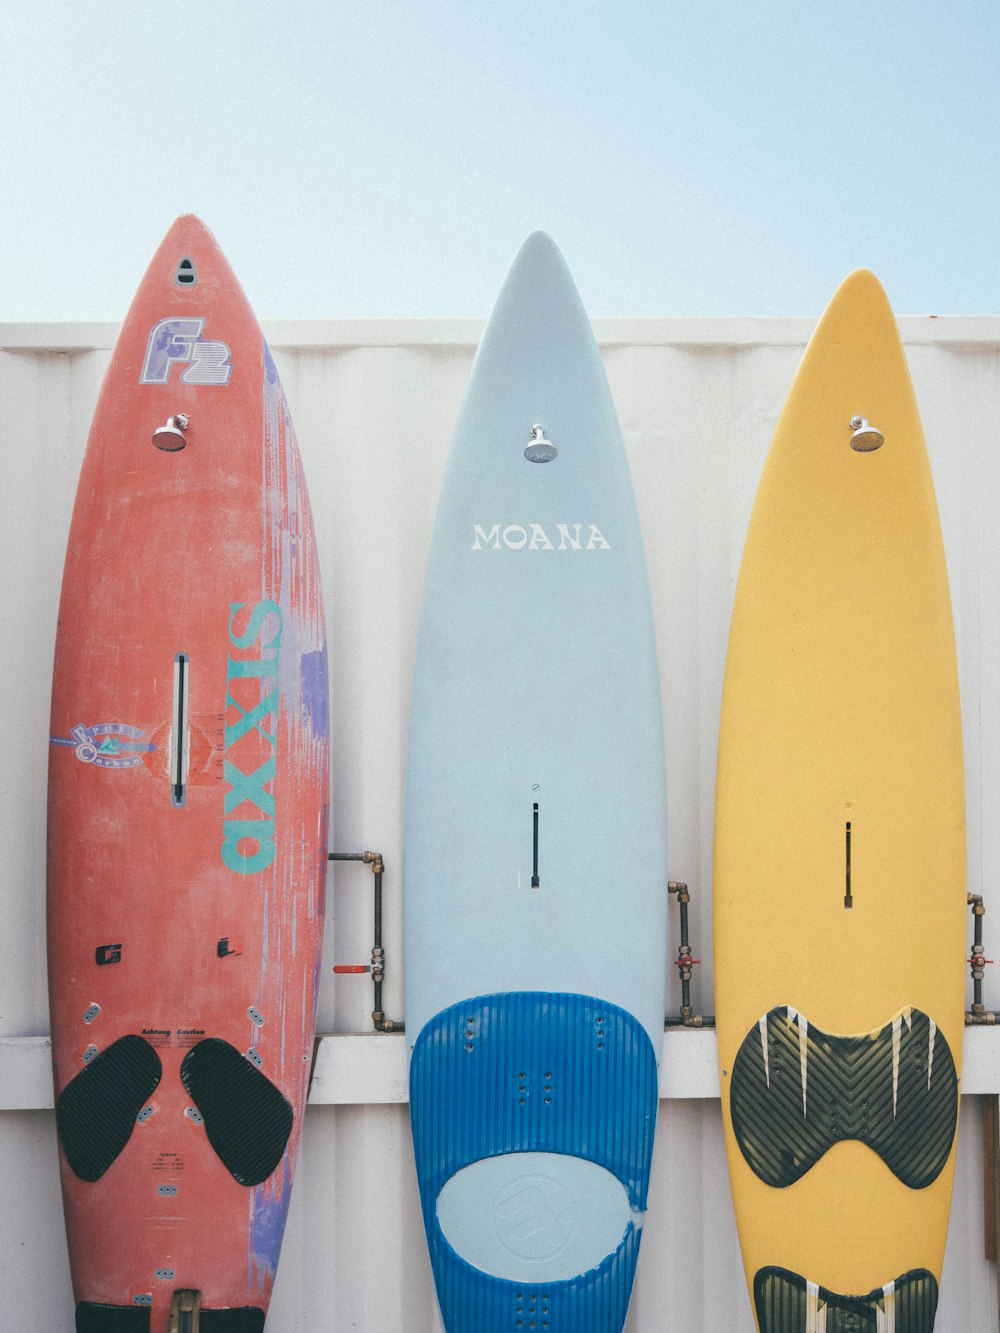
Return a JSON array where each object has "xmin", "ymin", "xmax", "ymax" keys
[
  {"xmin": 665, "ymin": 881, "xmax": 712, "ymax": 1028},
  {"xmin": 966, "ymin": 893, "xmax": 996, "ymax": 1025},
  {"xmin": 329, "ymin": 850, "xmax": 403, "ymax": 1033}
]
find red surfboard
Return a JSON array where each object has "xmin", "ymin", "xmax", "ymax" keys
[{"xmin": 47, "ymin": 215, "xmax": 328, "ymax": 1333}]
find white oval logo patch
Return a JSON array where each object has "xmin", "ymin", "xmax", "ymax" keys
[{"xmin": 435, "ymin": 1151, "xmax": 635, "ymax": 1282}]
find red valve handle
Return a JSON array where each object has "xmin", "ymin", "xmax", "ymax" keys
[
  {"xmin": 969, "ymin": 955, "xmax": 994, "ymax": 966},
  {"xmin": 333, "ymin": 964, "xmax": 371, "ymax": 974},
  {"xmin": 676, "ymin": 954, "xmax": 700, "ymax": 967}
]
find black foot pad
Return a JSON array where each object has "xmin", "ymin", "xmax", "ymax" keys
[
  {"xmin": 755, "ymin": 1266, "xmax": 938, "ymax": 1332},
  {"xmin": 76, "ymin": 1302, "xmax": 150, "ymax": 1332},
  {"xmin": 731, "ymin": 1006, "xmax": 957, "ymax": 1188},
  {"xmin": 201, "ymin": 1309, "xmax": 266, "ymax": 1332},
  {"xmin": 75, "ymin": 1302, "xmax": 265, "ymax": 1332},
  {"xmin": 57, "ymin": 1035, "xmax": 162, "ymax": 1181},
  {"xmin": 180, "ymin": 1037, "xmax": 293, "ymax": 1186}
]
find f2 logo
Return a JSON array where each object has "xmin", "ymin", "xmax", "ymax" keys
[{"xmin": 139, "ymin": 317, "xmax": 233, "ymax": 386}]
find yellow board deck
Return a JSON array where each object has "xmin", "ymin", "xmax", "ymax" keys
[{"xmin": 714, "ymin": 271, "xmax": 965, "ymax": 1332}]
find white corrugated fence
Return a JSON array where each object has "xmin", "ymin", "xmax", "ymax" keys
[{"xmin": 2, "ymin": 314, "xmax": 1000, "ymax": 1330}]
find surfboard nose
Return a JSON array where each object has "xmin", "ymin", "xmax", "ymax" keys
[
  {"xmin": 160, "ymin": 213, "xmax": 216, "ymax": 247},
  {"xmin": 771, "ymin": 266, "xmax": 919, "ymax": 476},
  {"xmin": 142, "ymin": 214, "xmax": 230, "ymax": 294},
  {"xmin": 510, "ymin": 229, "xmax": 566, "ymax": 270},
  {"xmin": 810, "ymin": 270, "xmax": 905, "ymax": 403},
  {"xmin": 450, "ymin": 228, "xmax": 622, "ymax": 482},
  {"xmin": 496, "ymin": 230, "xmax": 584, "ymax": 324},
  {"xmin": 820, "ymin": 267, "xmax": 896, "ymax": 339}
]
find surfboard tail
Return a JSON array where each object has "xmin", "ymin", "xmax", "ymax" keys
[{"xmin": 410, "ymin": 991, "xmax": 657, "ymax": 1332}]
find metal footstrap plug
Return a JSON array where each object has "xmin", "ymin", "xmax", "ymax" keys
[{"xmin": 169, "ymin": 1289, "xmax": 201, "ymax": 1333}]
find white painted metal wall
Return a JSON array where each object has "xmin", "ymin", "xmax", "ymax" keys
[{"xmin": 3, "ymin": 314, "xmax": 1000, "ymax": 1330}]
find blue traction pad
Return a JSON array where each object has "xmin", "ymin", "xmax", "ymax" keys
[{"xmin": 410, "ymin": 991, "xmax": 658, "ymax": 1331}]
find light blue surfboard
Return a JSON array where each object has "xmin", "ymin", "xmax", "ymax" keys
[{"xmin": 404, "ymin": 233, "xmax": 667, "ymax": 1332}]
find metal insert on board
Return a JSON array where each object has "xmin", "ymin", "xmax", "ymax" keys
[
  {"xmin": 849, "ymin": 415, "xmax": 884, "ymax": 451},
  {"xmin": 524, "ymin": 424, "xmax": 558, "ymax": 463}
]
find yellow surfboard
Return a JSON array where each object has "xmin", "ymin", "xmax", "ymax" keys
[{"xmin": 714, "ymin": 271, "xmax": 965, "ymax": 1332}]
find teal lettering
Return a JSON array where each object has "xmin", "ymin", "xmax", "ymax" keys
[
  {"xmin": 223, "ymin": 757, "xmax": 276, "ymax": 818},
  {"xmin": 222, "ymin": 819, "xmax": 277, "ymax": 873},
  {"xmin": 228, "ymin": 600, "xmax": 283, "ymax": 651},
  {"xmin": 222, "ymin": 600, "xmax": 283, "ymax": 874},
  {"xmin": 227, "ymin": 655, "xmax": 277, "ymax": 679},
  {"xmin": 225, "ymin": 686, "xmax": 278, "ymax": 748}
]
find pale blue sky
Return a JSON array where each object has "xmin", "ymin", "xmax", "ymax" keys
[{"xmin": 3, "ymin": 2, "xmax": 998, "ymax": 321}]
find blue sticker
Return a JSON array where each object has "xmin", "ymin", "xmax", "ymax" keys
[
  {"xmin": 50, "ymin": 722, "xmax": 155, "ymax": 770},
  {"xmin": 139, "ymin": 317, "xmax": 232, "ymax": 386}
]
